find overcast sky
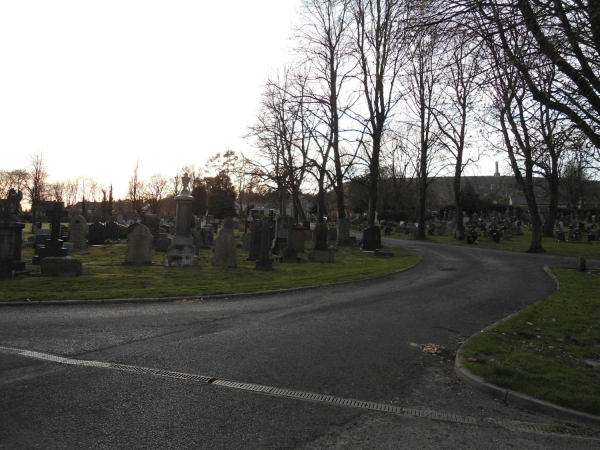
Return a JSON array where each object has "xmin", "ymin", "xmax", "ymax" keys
[{"xmin": 0, "ymin": 0, "xmax": 300, "ymax": 198}]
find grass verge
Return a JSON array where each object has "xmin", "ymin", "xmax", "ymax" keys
[
  {"xmin": 1, "ymin": 240, "xmax": 419, "ymax": 302},
  {"xmin": 461, "ymin": 267, "xmax": 600, "ymax": 416},
  {"xmin": 369, "ymin": 226, "xmax": 600, "ymax": 259}
]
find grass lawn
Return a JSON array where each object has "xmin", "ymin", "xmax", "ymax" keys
[
  {"xmin": 460, "ymin": 267, "xmax": 600, "ymax": 416},
  {"xmin": 367, "ymin": 226, "xmax": 600, "ymax": 259},
  {"xmin": 1, "ymin": 228, "xmax": 419, "ymax": 302}
]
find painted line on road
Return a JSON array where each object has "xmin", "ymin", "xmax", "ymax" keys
[{"xmin": 1, "ymin": 344, "xmax": 598, "ymax": 440}]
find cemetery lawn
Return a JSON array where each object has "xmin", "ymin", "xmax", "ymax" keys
[
  {"xmin": 0, "ymin": 244, "xmax": 419, "ymax": 302},
  {"xmin": 461, "ymin": 267, "xmax": 600, "ymax": 416},
  {"xmin": 379, "ymin": 228, "xmax": 600, "ymax": 259}
]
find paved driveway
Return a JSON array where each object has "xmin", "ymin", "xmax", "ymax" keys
[{"xmin": 1, "ymin": 239, "xmax": 598, "ymax": 449}]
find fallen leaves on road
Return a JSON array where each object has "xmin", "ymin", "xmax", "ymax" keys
[{"xmin": 421, "ymin": 343, "xmax": 445, "ymax": 354}]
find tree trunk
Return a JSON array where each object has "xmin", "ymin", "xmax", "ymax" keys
[
  {"xmin": 454, "ymin": 163, "xmax": 464, "ymax": 239},
  {"xmin": 330, "ymin": 66, "xmax": 346, "ymax": 220},
  {"xmin": 367, "ymin": 132, "xmax": 381, "ymax": 227},
  {"xmin": 543, "ymin": 161, "xmax": 559, "ymax": 237}
]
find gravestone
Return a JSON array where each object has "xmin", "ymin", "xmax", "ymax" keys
[
  {"xmin": 309, "ymin": 223, "xmax": 334, "ymax": 262},
  {"xmin": 246, "ymin": 220, "xmax": 262, "ymax": 261},
  {"xmin": 271, "ymin": 216, "xmax": 290, "ymax": 254},
  {"xmin": 291, "ymin": 225, "xmax": 305, "ymax": 253},
  {"xmin": 68, "ymin": 215, "xmax": 87, "ymax": 250},
  {"xmin": 124, "ymin": 224, "xmax": 153, "ymax": 265},
  {"xmin": 327, "ymin": 227, "xmax": 338, "ymax": 242},
  {"xmin": 313, "ymin": 223, "xmax": 329, "ymax": 251},
  {"xmin": 242, "ymin": 231, "xmax": 252, "ymax": 251},
  {"xmin": 105, "ymin": 221, "xmax": 121, "ymax": 240},
  {"xmin": 41, "ymin": 256, "xmax": 83, "ymax": 277},
  {"xmin": 39, "ymin": 202, "xmax": 80, "ymax": 276},
  {"xmin": 276, "ymin": 220, "xmax": 300, "ymax": 263},
  {"xmin": 361, "ymin": 226, "xmax": 377, "ymax": 251},
  {"xmin": 337, "ymin": 218, "xmax": 351, "ymax": 245},
  {"xmin": 212, "ymin": 230, "xmax": 237, "ymax": 268},
  {"xmin": 164, "ymin": 174, "xmax": 198, "ymax": 267},
  {"xmin": 88, "ymin": 221, "xmax": 106, "ymax": 245},
  {"xmin": 200, "ymin": 227, "xmax": 213, "ymax": 247},
  {"xmin": 0, "ymin": 189, "xmax": 27, "ymax": 278},
  {"xmin": 436, "ymin": 223, "xmax": 446, "ymax": 236},
  {"xmin": 253, "ymin": 218, "xmax": 274, "ymax": 270}
]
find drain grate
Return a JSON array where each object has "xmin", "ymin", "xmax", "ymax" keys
[{"xmin": 1, "ymin": 344, "xmax": 598, "ymax": 439}]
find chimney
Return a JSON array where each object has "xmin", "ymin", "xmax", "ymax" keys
[{"xmin": 494, "ymin": 162, "xmax": 500, "ymax": 177}]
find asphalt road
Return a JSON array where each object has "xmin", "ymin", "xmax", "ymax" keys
[{"xmin": 1, "ymin": 238, "xmax": 599, "ymax": 449}]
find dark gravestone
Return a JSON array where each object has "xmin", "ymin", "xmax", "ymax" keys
[
  {"xmin": 374, "ymin": 226, "xmax": 382, "ymax": 249},
  {"xmin": 34, "ymin": 202, "xmax": 68, "ymax": 265},
  {"xmin": 118, "ymin": 224, "xmax": 129, "ymax": 239},
  {"xmin": 291, "ymin": 225, "xmax": 305, "ymax": 253},
  {"xmin": 88, "ymin": 221, "xmax": 106, "ymax": 245},
  {"xmin": 105, "ymin": 221, "xmax": 121, "ymax": 240},
  {"xmin": 309, "ymin": 223, "xmax": 334, "ymax": 262},
  {"xmin": 254, "ymin": 218, "xmax": 273, "ymax": 271},
  {"xmin": 302, "ymin": 220, "xmax": 311, "ymax": 230},
  {"xmin": 361, "ymin": 226, "xmax": 377, "ymax": 251},
  {"xmin": 313, "ymin": 223, "xmax": 329, "ymax": 251},
  {"xmin": 247, "ymin": 220, "xmax": 262, "ymax": 261},
  {"xmin": 1, "ymin": 190, "xmax": 28, "ymax": 277},
  {"xmin": 38, "ymin": 202, "xmax": 80, "ymax": 276},
  {"xmin": 337, "ymin": 218, "xmax": 350, "ymax": 245}
]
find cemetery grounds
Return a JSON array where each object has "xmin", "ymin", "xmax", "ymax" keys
[
  {"xmin": 0, "ymin": 224, "xmax": 419, "ymax": 302},
  {"xmin": 376, "ymin": 224, "xmax": 600, "ymax": 417}
]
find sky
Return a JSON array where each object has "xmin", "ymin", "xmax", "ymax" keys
[{"xmin": 0, "ymin": 0, "xmax": 300, "ymax": 198}]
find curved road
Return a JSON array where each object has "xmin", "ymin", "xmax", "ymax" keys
[{"xmin": 1, "ymin": 239, "xmax": 598, "ymax": 449}]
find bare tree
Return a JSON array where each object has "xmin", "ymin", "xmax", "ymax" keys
[
  {"xmin": 350, "ymin": 0, "xmax": 407, "ymax": 226},
  {"xmin": 127, "ymin": 159, "xmax": 145, "ymax": 217},
  {"xmin": 144, "ymin": 174, "xmax": 168, "ymax": 215},
  {"xmin": 295, "ymin": 0, "xmax": 355, "ymax": 219},
  {"xmin": 434, "ymin": 33, "xmax": 483, "ymax": 239},
  {"xmin": 464, "ymin": 0, "xmax": 600, "ymax": 149},
  {"xmin": 247, "ymin": 68, "xmax": 312, "ymax": 221},
  {"xmin": 0, "ymin": 169, "xmax": 28, "ymax": 199},
  {"xmin": 485, "ymin": 25, "xmax": 546, "ymax": 253},
  {"xmin": 64, "ymin": 179, "xmax": 80, "ymax": 208},
  {"xmin": 404, "ymin": 19, "xmax": 445, "ymax": 240},
  {"xmin": 26, "ymin": 151, "xmax": 49, "ymax": 221},
  {"xmin": 49, "ymin": 181, "xmax": 66, "ymax": 203}
]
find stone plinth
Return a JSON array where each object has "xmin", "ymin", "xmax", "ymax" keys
[
  {"xmin": 164, "ymin": 236, "xmax": 198, "ymax": 267},
  {"xmin": 41, "ymin": 257, "xmax": 82, "ymax": 277},
  {"xmin": 309, "ymin": 249, "xmax": 334, "ymax": 263}
]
